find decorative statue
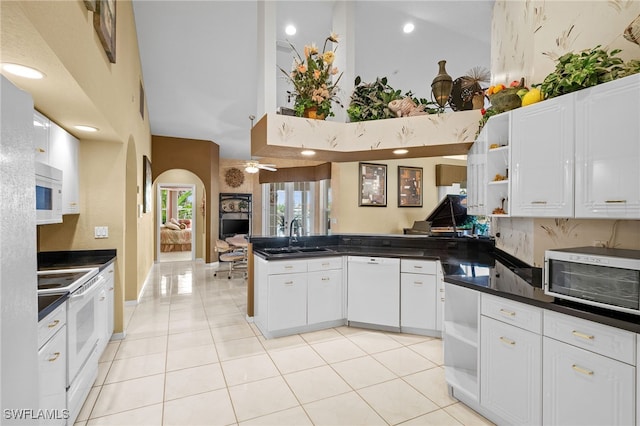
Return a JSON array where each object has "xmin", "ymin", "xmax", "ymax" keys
[{"xmin": 388, "ymin": 97, "xmax": 429, "ymax": 118}]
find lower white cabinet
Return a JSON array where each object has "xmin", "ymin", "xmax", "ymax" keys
[
  {"xmin": 308, "ymin": 269, "xmax": 343, "ymax": 324},
  {"xmin": 543, "ymin": 336, "xmax": 635, "ymax": 426},
  {"xmin": 480, "ymin": 315, "xmax": 542, "ymax": 425},
  {"xmin": 400, "ymin": 259, "xmax": 438, "ymax": 334},
  {"xmin": 268, "ymin": 272, "xmax": 307, "ymax": 331},
  {"xmin": 38, "ymin": 304, "xmax": 67, "ymax": 426}
]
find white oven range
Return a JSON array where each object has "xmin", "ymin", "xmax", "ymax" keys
[{"xmin": 37, "ymin": 267, "xmax": 103, "ymax": 425}]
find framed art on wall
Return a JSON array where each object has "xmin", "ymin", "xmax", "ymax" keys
[
  {"xmin": 359, "ymin": 162, "xmax": 387, "ymax": 207},
  {"xmin": 94, "ymin": 0, "xmax": 116, "ymax": 63},
  {"xmin": 398, "ymin": 166, "xmax": 423, "ymax": 207},
  {"xmin": 143, "ymin": 155, "xmax": 152, "ymax": 213}
]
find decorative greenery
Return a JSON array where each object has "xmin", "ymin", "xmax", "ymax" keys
[
  {"xmin": 538, "ymin": 46, "xmax": 636, "ymax": 99},
  {"xmin": 347, "ymin": 76, "xmax": 440, "ymax": 122},
  {"xmin": 279, "ymin": 33, "xmax": 343, "ymax": 118},
  {"xmin": 476, "ymin": 106, "xmax": 500, "ymax": 136}
]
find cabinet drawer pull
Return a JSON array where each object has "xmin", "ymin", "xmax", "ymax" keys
[
  {"xmin": 499, "ymin": 336, "xmax": 516, "ymax": 346},
  {"xmin": 413, "ymin": 265, "xmax": 423, "ymax": 269},
  {"xmin": 100, "ymin": 296, "xmax": 106, "ymax": 301},
  {"xmin": 571, "ymin": 330, "xmax": 594, "ymax": 340},
  {"xmin": 414, "ymin": 281, "xmax": 423, "ymax": 285},
  {"xmin": 322, "ymin": 263, "xmax": 330, "ymax": 267},
  {"xmin": 605, "ymin": 200, "xmax": 626, "ymax": 204},
  {"xmin": 48, "ymin": 352, "xmax": 61, "ymax": 362},
  {"xmin": 321, "ymin": 277, "xmax": 330, "ymax": 281},
  {"xmin": 70, "ymin": 202, "xmax": 77, "ymax": 206},
  {"xmin": 499, "ymin": 308, "xmax": 516, "ymax": 317},
  {"xmin": 440, "ymin": 297, "xmax": 445, "ymax": 302},
  {"xmin": 109, "ymin": 270, "xmax": 114, "ymax": 274},
  {"xmin": 284, "ymin": 265, "xmax": 293, "ymax": 269},
  {"xmin": 48, "ymin": 319, "xmax": 60, "ymax": 328},
  {"xmin": 109, "ymin": 287, "xmax": 114, "ymax": 291},
  {"xmin": 284, "ymin": 281, "xmax": 294, "ymax": 285},
  {"xmin": 439, "ymin": 288, "xmax": 444, "ymax": 292},
  {"xmin": 571, "ymin": 364, "xmax": 594, "ymax": 376},
  {"xmin": 530, "ymin": 201, "xmax": 547, "ymax": 205},
  {"xmin": 36, "ymin": 147, "xmax": 46, "ymax": 153}
]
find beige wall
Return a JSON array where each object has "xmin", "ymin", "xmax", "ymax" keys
[
  {"xmin": 491, "ymin": 1, "xmax": 640, "ymax": 265},
  {"xmin": 332, "ymin": 158, "xmax": 467, "ymax": 234},
  {"xmin": 155, "ymin": 169, "xmax": 206, "ymax": 260},
  {"xmin": 11, "ymin": 1, "xmax": 153, "ymax": 333}
]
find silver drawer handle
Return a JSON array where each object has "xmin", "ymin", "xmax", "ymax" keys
[
  {"xmin": 48, "ymin": 352, "xmax": 61, "ymax": 362},
  {"xmin": 572, "ymin": 364, "xmax": 594, "ymax": 376},
  {"xmin": 572, "ymin": 330, "xmax": 594, "ymax": 340},
  {"xmin": 48, "ymin": 319, "xmax": 60, "ymax": 329},
  {"xmin": 499, "ymin": 309, "xmax": 516, "ymax": 317},
  {"xmin": 605, "ymin": 200, "xmax": 626, "ymax": 204},
  {"xmin": 499, "ymin": 336, "xmax": 515, "ymax": 346}
]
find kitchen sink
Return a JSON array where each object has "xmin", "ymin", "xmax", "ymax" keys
[
  {"xmin": 262, "ymin": 247, "xmax": 300, "ymax": 254},
  {"xmin": 260, "ymin": 246, "xmax": 335, "ymax": 255},
  {"xmin": 296, "ymin": 247, "xmax": 334, "ymax": 253}
]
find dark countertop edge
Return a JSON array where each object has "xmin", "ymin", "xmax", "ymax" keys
[
  {"xmin": 38, "ymin": 249, "xmax": 117, "ymax": 272},
  {"xmin": 444, "ymin": 276, "xmax": 640, "ymax": 334},
  {"xmin": 253, "ymin": 247, "xmax": 443, "ymax": 262},
  {"xmin": 38, "ymin": 293, "xmax": 68, "ymax": 322}
]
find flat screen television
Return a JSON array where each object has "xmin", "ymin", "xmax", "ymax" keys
[{"xmin": 221, "ymin": 218, "xmax": 249, "ymax": 238}]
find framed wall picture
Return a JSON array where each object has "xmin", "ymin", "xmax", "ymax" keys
[
  {"xmin": 359, "ymin": 162, "xmax": 387, "ymax": 207},
  {"xmin": 143, "ymin": 155, "xmax": 152, "ymax": 213},
  {"xmin": 94, "ymin": 0, "xmax": 116, "ymax": 63},
  {"xmin": 398, "ymin": 166, "xmax": 423, "ymax": 207}
]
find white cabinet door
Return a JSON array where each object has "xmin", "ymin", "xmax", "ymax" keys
[
  {"xmin": 268, "ymin": 273, "xmax": 307, "ymax": 331},
  {"xmin": 49, "ymin": 121, "xmax": 80, "ymax": 214},
  {"xmin": 38, "ymin": 326, "xmax": 67, "ymax": 426},
  {"xmin": 33, "ymin": 110, "xmax": 50, "ymax": 164},
  {"xmin": 511, "ymin": 94, "xmax": 574, "ymax": 217},
  {"xmin": 543, "ymin": 336, "xmax": 635, "ymax": 426},
  {"xmin": 480, "ymin": 316, "xmax": 541, "ymax": 425},
  {"xmin": 347, "ymin": 257, "xmax": 400, "ymax": 328},
  {"xmin": 400, "ymin": 272, "xmax": 436, "ymax": 330},
  {"xmin": 467, "ymin": 138, "xmax": 487, "ymax": 216},
  {"xmin": 575, "ymin": 74, "xmax": 640, "ymax": 219},
  {"xmin": 308, "ymin": 269, "xmax": 343, "ymax": 324},
  {"xmin": 104, "ymin": 265, "xmax": 115, "ymax": 341}
]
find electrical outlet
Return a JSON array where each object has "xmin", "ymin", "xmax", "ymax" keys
[{"xmin": 592, "ymin": 240, "xmax": 606, "ymax": 248}]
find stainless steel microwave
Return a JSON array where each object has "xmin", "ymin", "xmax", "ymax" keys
[
  {"xmin": 35, "ymin": 161, "xmax": 63, "ymax": 225},
  {"xmin": 544, "ymin": 246, "xmax": 640, "ymax": 315}
]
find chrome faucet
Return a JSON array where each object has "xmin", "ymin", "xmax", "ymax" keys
[{"xmin": 288, "ymin": 217, "xmax": 300, "ymax": 247}]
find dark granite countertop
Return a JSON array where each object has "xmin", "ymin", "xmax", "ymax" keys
[
  {"xmin": 38, "ymin": 249, "xmax": 116, "ymax": 272},
  {"xmin": 38, "ymin": 292, "xmax": 68, "ymax": 322}
]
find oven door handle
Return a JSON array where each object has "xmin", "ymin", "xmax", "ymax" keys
[{"xmin": 70, "ymin": 275, "xmax": 105, "ymax": 300}]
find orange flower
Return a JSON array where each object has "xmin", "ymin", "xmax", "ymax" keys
[{"xmin": 313, "ymin": 69, "xmax": 321, "ymax": 80}]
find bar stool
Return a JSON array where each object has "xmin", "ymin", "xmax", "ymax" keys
[{"xmin": 214, "ymin": 240, "xmax": 246, "ymax": 279}]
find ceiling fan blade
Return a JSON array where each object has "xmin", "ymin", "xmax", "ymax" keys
[
  {"xmin": 260, "ymin": 163, "xmax": 276, "ymax": 167},
  {"xmin": 259, "ymin": 165, "xmax": 277, "ymax": 171}
]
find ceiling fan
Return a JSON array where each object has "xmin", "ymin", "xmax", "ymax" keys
[{"xmin": 242, "ymin": 160, "xmax": 277, "ymax": 174}]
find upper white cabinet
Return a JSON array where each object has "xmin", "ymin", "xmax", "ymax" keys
[
  {"xmin": 33, "ymin": 110, "xmax": 50, "ymax": 164},
  {"xmin": 511, "ymin": 95, "xmax": 575, "ymax": 217},
  {"xmin": 484, "ymin": 112, "xmax": 511, "ymax": 217},
  {"xmin": 48, "ymin": 121, "xmax": 80, "ymax": 214},
  {"xmin": 574, "ymin": 74, "xmax": 640, "ymax": 219},
  {"xmin": 467, "ymin": 131, "xmax": 487, "ymax": 216}
]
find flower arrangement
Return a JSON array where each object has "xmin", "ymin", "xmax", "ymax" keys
[{"xmin": 279, "ymin": 32, "xmax": 343, "ymax": 118}]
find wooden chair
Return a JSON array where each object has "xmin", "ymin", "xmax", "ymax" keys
[{"xmin": 214, "ymin": 239, "xmax": 246, "ymax": 279}]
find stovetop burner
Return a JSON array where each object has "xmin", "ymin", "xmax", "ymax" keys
[{"xmin": 37, "ymin": 267, "xmax": 99, "ymax": 294}]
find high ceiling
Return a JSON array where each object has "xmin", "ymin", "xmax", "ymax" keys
[{"xmin": 132, "ymin": 1, "xmax": 494, "ymax": 160}]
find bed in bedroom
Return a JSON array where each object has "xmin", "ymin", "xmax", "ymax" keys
[{"xmin": 160, "ymin": 224, "xmax": 192, "ymax": 252}]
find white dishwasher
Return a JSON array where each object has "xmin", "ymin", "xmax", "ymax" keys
[{"xmin": 347, "ymin": 256, "xmax": 401, "ymax": 328}]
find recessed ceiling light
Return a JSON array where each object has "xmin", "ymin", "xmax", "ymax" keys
[
  {"xmin": 301, "ymin": 150, "xmax": 316, "ymax": 156},
  {"xmin": 1, "ymin": 63, "xmax": 45, "ymax": 79},
  {"xmin": 403, "ymin": 23, "xmax": 415, "ymax": 34},
  {"xmin": 393, "ymin": 149, "xmax": 409, "ymax": 155},
  {"xmin": 74, "ymin": 125, "xmax": 98, "ymax": 132},
  {"xmin": 285, "ymin": 25, "xmax": 297, "ymax": 36}
]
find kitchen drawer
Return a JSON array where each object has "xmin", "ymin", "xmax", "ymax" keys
[
  {"xmin": 481, "ymin": 293, "xmax": 542, "ymax": 334},
  {"xmin": 307, "ymin": 257, "xmax": 342, "ymax": 272},
  {"xmin": 401, "ymin": 258, "xmax": 437, "ymax": 275},
  {"xmin": 267, "ymin": 259, "xmax": 307, "ymax": 275},
  {"xmin": 544, "ymin": 310, "xmax": 636, "ymax": 365},
  {"xmin": 38, "ymin": 302, "xmax": 66, "ymax": 349}
]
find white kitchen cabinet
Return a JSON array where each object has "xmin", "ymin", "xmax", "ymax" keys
[
  {"xmin": 268, "ymin": 272, "xmax": 307, "ymax": 331},
  {"xmin": 467, "ymin": 136, "xmax": 487, "ymax": 216},
  {"xmin": 347, "ymin": 256, "xmax": 400, "ymax": 328},
  {"xmin": 400, "ymin": 259, "xmax": 438, "ymax": 334},
  {"xmin": 104, "ymin": 264, "xmax": 115, "ymax": 342},
  {"xmin": 575, "ymin": 73, "xmax": 640, "ymax": 219},
  {"xmin": 38, "ymin": 304, "xmax": 67, "ymax": 426},
  {"xmin": 480, "ymin": 316, "xmax": 542, "ymax": 425},
  {"xmin": 308, "ymin": 268, "xmax": 343, "ymax": 324},
  {"xmin": 543, "ymin": 336, "xmax": 635, "ymax": 426},
  {"xmin": 96, "ymin": 264, "xmax": 115, "ymax": 355},
  {"xmin": 33, "ymin": 110, "xmax": 50, "ymax": 164},
  {"xmin": 48, "ymin": 121, "xmax": 80, "ymax": 214},
  {"xmin": 511, "ymin": 94, "xmax": 575, "ymax": 217},
  {"xmin": 443, "ymin": 282, "xmax": 480, "ymax": 402}
]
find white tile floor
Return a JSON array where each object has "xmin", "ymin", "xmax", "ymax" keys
[{"xmin": 76, "ymin": 260, "xmax": 494, "ymax": 426}]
